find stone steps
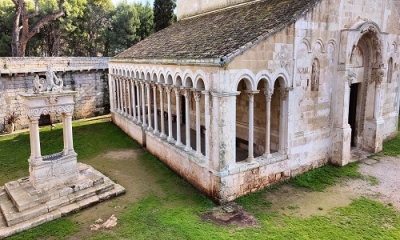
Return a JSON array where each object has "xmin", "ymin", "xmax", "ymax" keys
[{"xmin": 0, "ymin": 163, "xmax": 125, "ymax": 239}]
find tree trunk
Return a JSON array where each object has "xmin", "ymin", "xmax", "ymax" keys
[{"xmin": 11, "ymin": 0, "xmax": 65, "ymax": 57}]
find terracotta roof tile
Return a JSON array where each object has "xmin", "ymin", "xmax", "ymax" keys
[{"xmin": 115, "ymin": 0, "xmax": 321, "ymax": 62}]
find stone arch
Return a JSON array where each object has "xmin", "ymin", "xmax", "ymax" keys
[
  {"xmin": 194, "ymin": 70, "xmax": 208, "ymax": 90},
  {"xmin": 271, "ymin": 68, "xmax": 290, "ymax": 88},
  {"xmin": 347, "ymin": 22, "xmax": 383, "ymax": 151},
  {"xmin": 315, "ymin": 39, "xmax": 326, "ymax": 53},
  {"xmin": 159, "ymin": 73, "xmax": 165, "ymax": 84},
  {"xmin": 234, "ymin": 69, "xmax": 255, "ymax": 91},
  {"xmin": 183, "ymin": 75, "xmax": 194, "ymax": 88},
  {"xmin": 301, "ymin": 38, "xmax": 312, "ymax": 53},
  {"xmin": 255, "ymin": 70, "xmax": 273, "ymax": 90}
]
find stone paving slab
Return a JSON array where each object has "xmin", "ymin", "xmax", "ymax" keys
[{"xmin": 0, "ymin": 163, "xmax": 125, "ymax": 239}]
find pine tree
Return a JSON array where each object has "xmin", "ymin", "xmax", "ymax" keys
[{"xmin": 153, "ymin": 0, "xmax": 175, "ymax": 32}]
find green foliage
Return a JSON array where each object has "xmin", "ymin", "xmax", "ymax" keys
[
  {"xmin": 0, "ymin": 0, "xmax": 13, "ymax": 56},
  {"xmin": 153, "ymin": 0, "xmax": 176, "ymax": 32},
  {"xmin": 0, "ymin": 0, "xmax": 155, "ymax": 56},
  {"xmin": 2, "ymin": 120, "xmax": 400, "ymax": 239},
  {"xmin": 135, "ymin": 2, "xmax": 154, "ymax": 42},
  {"xmin": 105, "ymin": 1, "xmax": 140, "ymax": 56},
  {"xmin": 7, "ymin": 218, "xmax": 79, "ymax": 240},
  {"xmin": 289, "ymin": 162, "xmax": 362, "ymax": 191}
]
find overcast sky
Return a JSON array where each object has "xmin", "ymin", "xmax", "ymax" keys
[{"xmin": 112, "ymin": 0, "xmax": 154, "ymax": 6}]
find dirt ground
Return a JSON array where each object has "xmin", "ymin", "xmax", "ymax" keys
[
  {"xmin": 264, "ymin": 156, "xmax": 400, "ymax": 217},
  {"xmin": 68, "ymin": 150, "xmax": 399, "ymax": 235}
]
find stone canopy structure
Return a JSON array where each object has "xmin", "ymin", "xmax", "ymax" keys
[
  {"xmin": 109, "ymin": 0, "xmax": 400, "ymax": 203},
  {"xmin": 0, "ymin": 68, "xmax": 124, "ymax": 238}
]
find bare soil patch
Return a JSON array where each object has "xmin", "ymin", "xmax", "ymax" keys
[
  {"xmin": 264, "ymin": 156, "xmax": 400, "ymax": 218},
  {"xmin": 67, "ymin": 148, "xmax": 166, "ymax": 239},
  {"xmin": 201, "ymin": 202, "xmax": 259, "ymax": 228}
]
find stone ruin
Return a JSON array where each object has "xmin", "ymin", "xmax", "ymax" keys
[{"xmin": 0, "ymin": 67, "xmax": 125, "ymax": 238}]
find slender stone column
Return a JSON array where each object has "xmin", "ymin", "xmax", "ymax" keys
[
  {"xmin": 263, "ymin": 88, "xmax": 272, "ymax": 158},
  {"xmin": 141, "ymin": 82, "xmax": 147, "ymax": 128},
  {"xmin": 63, "ymin": 115, "xmax": 68, "ymax": 154},
  {"xmin": 146, "ymin": 83, "xmax": 153, "ymax": 131},
  {"xmin": 184, "ymin": 88, "xmax": 192, "ymax": 151},
  {"xmin": 194, "ymin": 91, "xmax": 202, "ymax": 156},
  {"xmin": 127, "ymin": 79, "xmax": 132, "ymax": 117},
  {"xmin": 245, "ymin": 91, "xmax": 258, "ymax": 162},
  {"xmin": 122, "ymin": 78, "xmax": 127, "ymax": 115},
  {"xmin": 131, "ymin": 79, "xmax": 137, "ymax": 122},
  {"xmin": 65, "ymin": 113, "xmax": 75, "ymax": 153},
  {"xmin": 174, "ymin": 87, "xmax": 183, "ymax": 146},
  {"xmin": 153, "ymin": 84, "xmax": 159, "ymax": 134},
  {"xmin": 135, "ymin": 81, "xmax": 142, "ymax": 124},
  {"xmin": 166, "ymin": 85, "xmax": 174, "ymax": 142},
  {"xmin": 159, "ymin": 85, "xmax": 166, "ymax": 138},
  {"xmin": 115, "ymin": 76, "xmax": 121, "ymax": 112},
  {"xmin": 279, "ymin": 88, "xmax": 288, "ymax": 154},
  {"xmin": 29, "ymin": 117, "xmax": 42, "ymax": 161},
  {"xmin": 109, "ymin": 75, "xmax": 115, "ymax": 112}
]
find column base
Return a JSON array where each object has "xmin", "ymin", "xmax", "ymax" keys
[
  {"xmin": 263, "ymin": 153, "xmax": 272, "ymax": 158},
  {"xmin": 167, "ymin": 136, "xmax": 175, "ymax": 143},
  {"xmin": 184, "ymin": 146, "xmax": 192, "ymax": 152},
  {"xmin": 175, "ymin": 141, "xmax": 183, "ymax": 147}
]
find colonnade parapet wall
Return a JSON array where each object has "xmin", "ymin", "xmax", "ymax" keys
[{"xmin": 0, "ymin": 57, "xmax": 110, "ymax": 133}]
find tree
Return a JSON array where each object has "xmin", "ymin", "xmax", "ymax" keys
[
  {"xmin": 11, "ymin": 0, "xmax": 65, "ymax": 57},
  {"xmin": 135, "ymin": 2, "xmax": 154, "ymax": 42},
  {"xmin": 104, "ymin": 1, "xmax": 140, "ymax": 56},
  {"xmin": 153, "ymin": 0, "xmax": 175, "ymax": 32},
  {"xmin": 0, "ymin": 0, "xmax": 14, "ymax": 56}
]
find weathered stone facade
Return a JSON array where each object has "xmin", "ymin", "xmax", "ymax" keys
[
  {"xmin": 110, "ymin": 0, "xmax": 400, "ymax": 203},
  {"xmin": 0, "ymin": 57, "xmax": 109, "ymax": 132}
]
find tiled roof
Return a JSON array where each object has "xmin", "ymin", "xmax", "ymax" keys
[{"xmin": 115, "ymin": 0, "xmax": 321, "ymax": 64}]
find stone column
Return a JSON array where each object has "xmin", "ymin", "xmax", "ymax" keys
[
  {"xmin": 135, "ymin": 81, "xmax": 142, "ymax": 124},
  {"xmin": 131, "ymin": 79, "xmax": 137, "ymax": 122},
  {"xmin": 166, "ymin": 85, "xmax": 174, "ymax": 142},
  {"xmin": 29, "ymin": 116, "xmax": 42, "ymax": 162},
  {"xmin": 279, "ymin": 88, "xmax": 288, "ymax": 154},
  {"xmin": 65, "ymin": 113, "xmax": 75, "ymax": 153},
  {"xmin": 245, "ymin": 91, "xmax": 258, "ymax": 162},
  {"xmin": 159, "ymin": 85, "xmax": 166, "ymax": 139},
  {"xmin": 109, "ymin": 75, "xmax": 115, "ymax": 112},
  {"xmin": 146, "ymin": 83, "xmax": 153, "ymax": 131},
  {"xmin": 174, "ymin": 87, "xmax": 183, "ymax": 146},
  {"xmin": 374, "ymin": 80, "xmax": 383, "ymax": 120},
  {"xmin": 153, "ymin": 84, "xmax": 159, "ymax": 134},
  {"xmin": 127, "ymin": 79, "xmax": 132, "ymax": 117},
  {"xmin": 141, "ymin": 82, "xmax": 147, "ymax": 128},
  {"xmin": 122, "ymin": 78, "xmax": 127, "ymax": 115},
  {"xmin": 194, "ymin": 91, "xmax": 202, "ymax": 156},
  {"xmin": 263, "ymin": 88, "xmax": 273, "ymax": 158},
  {"xmin": 63, "ymin": 115, "xmax": 68, "ymax": 154},
  {"xmin": 184, "ymin": 88, "xmax": 192, "ymax": 151},
  {"xmin": 116, "ymin": 77, "xmax": 121, "ymax": 112}
]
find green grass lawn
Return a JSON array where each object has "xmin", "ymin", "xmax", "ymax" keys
[{"xmin": 2, "ymin": 118, "xmax": 400, "ymax": 239}]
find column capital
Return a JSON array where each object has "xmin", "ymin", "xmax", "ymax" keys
[
  {"xmin": 164, "ymin": 84, "xmax": 172, "ymax": 93},
  {"xmin": 193, "ymin": 91, "xmax": 201, "ymax": 101},
  {"xmin": 173, "ymin": 87, "xmax": 181, "ymax": 95},
  {"xmin": 263, "ymin": 88, "xmax": 273, "ymax": 97}
]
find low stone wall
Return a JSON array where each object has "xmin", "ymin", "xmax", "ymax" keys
[{"xmin": 0, "ymin": 57, "xmax": 109, "ymax": 132}]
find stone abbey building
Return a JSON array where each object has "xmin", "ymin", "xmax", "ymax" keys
[{"xmin": 108, "ymin": 0, "xmax": 400, "ymax": 203}]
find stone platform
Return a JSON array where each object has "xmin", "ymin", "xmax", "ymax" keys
[{"xmin": 0, "ymin": 163, "xmax": 125, "ymax": 239}]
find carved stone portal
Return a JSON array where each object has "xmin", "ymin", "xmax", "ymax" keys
[{"xmin": 21, "ymin": 76, "xmax": 78, "ymax": 189}]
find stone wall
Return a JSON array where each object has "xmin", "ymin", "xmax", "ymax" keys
[{"xmin": 0, "ymin": 57, "xmax": 109, "ymax": 133}]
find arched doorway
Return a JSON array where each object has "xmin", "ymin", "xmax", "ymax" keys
[{"xmin": 348, "ymin": 31, "xmax": 382, "ymax": 150}]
